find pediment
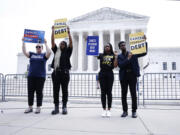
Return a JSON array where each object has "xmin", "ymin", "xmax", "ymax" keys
[{"xmin": 69, "ymin": 7, "xmax": 149, "ymax": 23}]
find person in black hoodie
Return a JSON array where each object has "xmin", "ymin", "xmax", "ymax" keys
[
  {"xmin": 97, "ymin": 43, "xmax": 118, "ymax": 117},
  {"xmin": 118, "ymin": 36, "xmax": 147, "ymax": 118},
  {"xmin": 51, "ymin": 26, "xmax": 73, "ymax": 115}
]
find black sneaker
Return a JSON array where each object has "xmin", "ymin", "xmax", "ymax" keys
[
  {"xmin": 51, "ymin": 106, "xmax": 59, "ymax": 115},
  {"xmin": 132, "ymin": 112, "xmax": 137, "ymax": 118},
  {"xmin": 121, "ymin": 111, "xmax": 128, "ymax": 117},
  {"xmin": 62, "ymin": 108, "xmax": 67, "ymax": 115}
]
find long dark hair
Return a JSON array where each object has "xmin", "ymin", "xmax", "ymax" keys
[{"xmin": 103, "ymin": 43, "xmax": 114, "ymax": 55}]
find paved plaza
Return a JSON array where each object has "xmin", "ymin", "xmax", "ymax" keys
[{"xmin": 0, "ymin": 101, "xmax": 180, "ymax": 135}]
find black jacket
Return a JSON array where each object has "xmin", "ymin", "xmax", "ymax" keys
[
  {"xmin": 51, "ymin": 45, "xmax": 72, "ymax": 70},
  {"xmin": 118, "ymin": 43, "xmax": 148, "ymax": 80}
]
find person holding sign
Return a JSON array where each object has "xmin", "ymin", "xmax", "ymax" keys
[
  {"xmin": 117, "ymin": 36, "xmax": 147, "ymax": 118},
  {"xmin": 22, "ymin": 37, "xmax": 51, "ymax": 114},
  {"xmin": 51, "ymin": 26, "xmax": 73, "ymax": 115},
  {"xmin": 97, "ymin": 43, "xmax": 118, "ymax": 117}
]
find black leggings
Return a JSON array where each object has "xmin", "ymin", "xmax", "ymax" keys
[
  {"xmin": 99, "ymin": 71, "xmax": 114, "ymax": 109},
  {"xmin": 27, "ymin": 77, "xmax": 45, "ymax": 107},
  {"xmin": 52, "ymin": 70, "xmax": 70, "ymax": 107}
]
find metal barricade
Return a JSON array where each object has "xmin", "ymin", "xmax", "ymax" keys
[
  {"xmin": 0, "ymin": 73, "xmax": 4, "ymax": 101},
  {"xmin": 4, "ymin": 73, "xmax": 122, "ymax": 98},
  {"xmin": 4, "ymin": 73, "xmax": 138, "ymax": 100},
  {"xmin": 142, "ymin": 73, "xmax": 180, "ymax": 105},
  {"xmin": 3, "ymin": 72, "xmax": 180, "ymax": 105},
  {"xmin": 4, "ymin": 74, "xmax": 28, "ymax": 99}
]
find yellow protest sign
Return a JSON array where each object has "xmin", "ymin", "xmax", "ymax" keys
[
  {"xmin": 129, "ymin": 32, "xmax": 146, "ymax": 54},
  {"xmin": 54, "ymin": 27, "xmax": 68, "ymax": 39},
  {"xmin": 54, "ymin": 18, "xmax": 67, "ymax": 28},
  {"xmin": 54, "ymin": 18, "xmax": 68, "ymax": 39}
]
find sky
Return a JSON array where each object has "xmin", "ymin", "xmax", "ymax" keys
[{"xmin": 0, "ymin": 0, "xmax": 180, "ymax": 74}]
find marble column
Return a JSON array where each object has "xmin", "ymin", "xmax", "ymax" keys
[
  {"xmin": 78, "ymin": 32, "xmax": 83, "ymax": 72},
  {"xmin": 97, "ymin": 31, "xmax": 104, "ymax": 71},
  {"xmin": 120, "ymin": 29, "xmax": 130, "ymax": 50},
  {"xmin": 131, "ymin": 29, "xmax": 136, "ymax": 34},
  {"xmin": 87, "ymin": 31, "xmax": 94, "ymax": 72},
  {"xmin": 143, "ymin": 28, "xmax": 147, "ymax": 34},
  {"xmin": 120, "ymin": 30, "xmax": 125, "ymax": 41},
  {"xmin": 99, "ymin": 31, "xmax": 104, "ymax": 53},
  {"xmin": 110, "ymin": 30, "xmax": 115, "ymax": 50}
]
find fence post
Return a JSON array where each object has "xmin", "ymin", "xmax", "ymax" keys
[
  {"xmin": 2, "ymin": 74, "xmax": 5, "ymax": 102},
  {"xmin": 137, "ymin": 78, "xmax": 140, "ymax": 106},
  {"xmin": 0, "ymin": 74, "xmax": 1, "ymax": 101},
  {"xmin": 143, "ymin": 74, "xmax": 145, "ymax": 106}
]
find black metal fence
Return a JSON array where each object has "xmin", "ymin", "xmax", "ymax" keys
[
  {"xmin": 3, "ymin": 73, "xmax": 124, "ymax": 99},
  {"xmin": 1, "ymin": 73, "xmax": 180, "ymax": 104}
]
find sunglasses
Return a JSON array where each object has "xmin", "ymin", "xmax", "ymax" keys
[{"xmin": 36, "ymin": 46, "xmax": 42, "ymax": 49}]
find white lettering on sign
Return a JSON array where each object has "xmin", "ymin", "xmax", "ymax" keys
[
  {"xmin": 88, "ymin": 43, "xmax": 97, "ymax": 46},
  {"xmin": 89, "ymin": 50, "xmax": 95, "ymax": 52},
  {"xmin": 90, "ymin": 46, "xmax": 95, "ymax": 49},
  {"xmin": 89, "ymin": 39, "xmax": 96, "ymax": 42},
  {"xmin": 31, "ymin": 55, "xmax": 43, "ymax": 59}
]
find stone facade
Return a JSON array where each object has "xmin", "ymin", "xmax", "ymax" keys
[
  {"xmin": 68, "ymin": 7, "xmax": 149, "ymax": 72},
  {"xmin": 17, "ymin": 7, "xmax": 151, "ymax": 74}
]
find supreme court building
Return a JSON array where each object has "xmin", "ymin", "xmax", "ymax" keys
[
  {"xmin": 68, "ymin": 7, "xmax": 149, "ymax": 72},
  {"xmin": 17, "ymin": 7, "xmax": 150, "ymax": 74}
]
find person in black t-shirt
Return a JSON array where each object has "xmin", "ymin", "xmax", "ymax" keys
[
  {"xmin": 51, "ymin": 26, "xmax": 73, "ymax": 115},
  {"xmin": 97, "ymin": 43, "xmax": 118, "ymax": 117}
]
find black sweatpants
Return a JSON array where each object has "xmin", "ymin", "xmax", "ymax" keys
[
  {"xmin": 99, "ymin": 71, "xmax": 114, "ymax": 109},
  {"xmin": 27, "ymin": 77, "xmax": 45, "ymax": 107},
  {"xmin": 51, "ymin": 70, "xmax": 70, "ymax": 108},
  {"xmin": 120, "ymin": 72, "xmax": 137, "ymax": 112}
]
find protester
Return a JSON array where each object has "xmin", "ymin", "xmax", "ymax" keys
[
  {"xmin": 97, "ymin": 43, "xmax": 118, "ymax": 117},
  {"xmin": 51, "ymin": 26, "xmax": 73, "ymax": 115},
  {"xmin": 117, "ymin": 36, "xmax": 147, "ymax": 118},
  {"xmin": 22, "ymin": 37, "xmax": 51, "ymax": 114}
]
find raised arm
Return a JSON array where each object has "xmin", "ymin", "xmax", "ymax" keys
[
  {"xmin": 67, "ymin": 26, "xmax": 73, "ymax": 48},
  {"xmin": 51, "ymin": 26, "xmax": 56, "ymax": 49},
  {"xmin": 44, "ymin": 39, "xmax": 51, "ymax": 59},
  {"xmin": 114, "ymin": 51, "xmax": 118, "ymax": 68},
  {"xmin": 22, "ymin": 37, "xmax": 30, "ymax": 58}
]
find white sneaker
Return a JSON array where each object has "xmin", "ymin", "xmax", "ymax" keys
[
  {"xmin": 101, "ymin": 110, "xmax": 107, "ymax": 117},
  {"xmin": 106, "ymin": 110, "xmax": 111, "ymax": 117},
  {"xmin": 24, "ymin": 107, "xmax": 33, "ymax": 113},
  {"xmin": 35, "ymin": 107, "xmax": 41, "ymax": 114}
]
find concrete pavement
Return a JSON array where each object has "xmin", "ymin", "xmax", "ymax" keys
[{"xmin": 0, "ymin": 101, "xmax": 180, "ymax": 135}]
